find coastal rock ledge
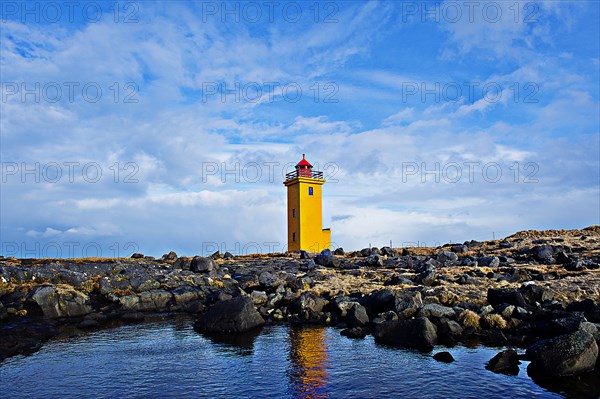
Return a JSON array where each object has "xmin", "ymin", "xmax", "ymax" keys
[{"xmin": 193, "ymin": 297, "xmax": 265, "ymax": 333}]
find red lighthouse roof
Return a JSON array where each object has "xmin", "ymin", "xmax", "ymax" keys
[{"xmin": 296, "ymin": 154, "xmax": 312, "ymax": 168}]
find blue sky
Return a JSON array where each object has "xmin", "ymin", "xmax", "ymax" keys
[{"xmin": 1, "ymin": 0, "xmax": 599, "ymax": 258}]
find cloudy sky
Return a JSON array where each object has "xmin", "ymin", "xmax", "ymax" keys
[{"xmin": 1, "ymin": 1, "xmax": 598, "ymax": 258}]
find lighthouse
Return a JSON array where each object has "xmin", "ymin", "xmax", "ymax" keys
[{"xmin": 283, "ymin": 154, "xmax": 331, "ymax": 252}]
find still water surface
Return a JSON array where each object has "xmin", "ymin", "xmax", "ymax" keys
[{"xmin": 0, "ymin": 317, "xmax": 580, "ymax": 398}]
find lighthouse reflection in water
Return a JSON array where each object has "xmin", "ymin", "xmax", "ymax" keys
[{"xmin": 287, "ymin": 326, "xmax": 330, "ymax": 399}]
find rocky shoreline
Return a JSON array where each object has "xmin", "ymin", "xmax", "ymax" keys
[{"xmin": 1, "ymin": 227, "xmax": 599, "ymax": 385}]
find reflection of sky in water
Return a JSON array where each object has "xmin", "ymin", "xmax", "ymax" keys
[{"xmin": 1, "ymin": 317, "xmax": 594, "ymax": 398}]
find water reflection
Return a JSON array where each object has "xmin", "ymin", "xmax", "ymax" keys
[
  {"xmin": 527, "ymin": 364, "xmax": 600, "ymax": 399},
  {"xmin": 287, "ymin": 326, "xmax": 330, "ymax": 399},
  {"xmin": 200, "ymin": 328, "xmax": 263, "ymax": 357}
]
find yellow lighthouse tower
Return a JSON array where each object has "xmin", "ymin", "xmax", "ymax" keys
[{"xmin": 284, "ymin": 154, "xmax": 331, "ymax": 252}]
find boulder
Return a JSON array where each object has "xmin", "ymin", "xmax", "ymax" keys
[
  {"xmin": 333, "ymin": 248, "xmax": 345, "ymax": 256},
  {"xmin": 190, "ymin": 256, "xmax": 217, "ymax": 273},
  {"xmin": 567, "ymin": 299, "xmax": 600, "ymax": 323},
  {"xmin": 417, "ymin": 270, "xmax": 436, "ymax": 286},
  {"xmin": 30, "ymin": 286, "xmax": 92, "ymax": 318},
  {"xmin": 478, "ymin": 256, "xmax": 500, "ymax": 268},
  {"xmin": 347, "ymin": 303, "xmax": 370, "ymax": 327},
  {"xmin": 433, "ymin": 351, "xmax": 455, "ymax": 363},
  {"xmin": 437, "ymin": 319, "xmax": 463, "ymax": 344},
  {"xmin": 194, "ymin": 297, "xmax": 264, "ymax": 333},
  {"xmin": 299, "ymin": 250, "xmax": 310, "ymax": 259},
  {"xmin": 331, "ymin": 298, "xmax": 360, "ymax": 318},
  {"xmin": 451, "ymin": 245, "xmax": 469, "ymax": 253},
  {"xmin": 531, "ymin": 245, "xmax": 558, "ymax": 264},
  {"xmin": 341, "ymin": 327, "xmax": 369, "ymax": 339},
  {"xmin": 131, "ymin": 253, "xmax": 144, "ymax": 259},
  {"xmin": 373, "ymin": 317, "xmax": 438, "ymax": 350},
  {"xmin": 171, "ymin": 285, "xmax": 204, "ymax": 305},
  {"xmin": 364, "ymin": 254, "xmax": 384, "ymax": 267},
  {"xmin": 300, "ymin": 260, "xmax": 316, "ymax": 272},
  {"xmin": 314, "ymin": 249, "xmax": 340, "ymax": 268},
  {"xmin": 508, "ymin": 268, "xmax": 531, "ymax": 283},
  {"xmin": 526, "ymin": 330, "xmax": 599, "ymax": 377},
  {"xmin": 486, "ymin": 349, "xmax": 520, "ymax": 375},
  {"xmin": 418, "ymin": 303, "xmax": 455, "ymax": 319},
  {"xmin": 362, "ymin": 290, "xmax": 396, "ymax": 316},
  {"xmin": 161, "ymin": 251, "xmax": 178, "ymax": 261},
  {"xmin": 519, "ymin": 284, "xmax": 554, "ymax": 305},
  {"xmin": 372, "ymin": 311, "xmax": 399, "ymax": 324},
  {"xmin": 294, "ymin": 292, "xmax": 328, "ymax": 320},
  {"xmin": 250, "ymin": 291, "xmax": 268, "ymax": 307},
  {"xmin": 173, "ymin": 257, "xmax": 192, "ymax": 270},
  {"xmin": 437, "ymin": 251, "xmax": 458, "ymax": 263},
  {"xmin": 380, "ymin": 247, "xmax": 397, "ymax": 257},
  {"xmin": 487, "ymin": 288, "xmax": 527, "ymax": 307},
  {"xmin": 395, "ymin": 291, "xmax": 423, "ymax": 318},
  {"xmin": 118, "ymin": 290, "xmax": 173, "ymax": 312},
  {"xmin": 258, "ymin": 271, "xmax": 289, "ymax": 290}
]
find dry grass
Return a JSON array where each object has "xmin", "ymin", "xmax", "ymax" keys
[
  {"xmin": 458, "ymin": 309, "xmax": 480, "ymax": 329},
  {"xmin": 481, "ymin": 313, "xmax": 508, "ymax": 330}
]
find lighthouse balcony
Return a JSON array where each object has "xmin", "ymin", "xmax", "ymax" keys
[{"xmin": 285, "ymin": 170, "xmax": 324, "ymax": 181}]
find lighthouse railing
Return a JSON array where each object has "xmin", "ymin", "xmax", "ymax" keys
[{"xmin": 285, "ymin": 170, "xmax": 324, "ymax": 181}]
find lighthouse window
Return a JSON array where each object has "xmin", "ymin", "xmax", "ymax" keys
[
  {"xmin": 292, "ymin": 209, "xmax": 296, "ymax": 218},
  {"xmin": 292, "ymin": 232, "xmax": 296, "ymax": 242},
  {"xmin": 308, "ymin": 187, "xmax": 313, "ymax": 196}
]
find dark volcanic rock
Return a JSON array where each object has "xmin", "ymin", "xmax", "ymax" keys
[
  {"xmin": 395, "ymin": 291, "xmax": 423, "ymax": 319},
  {"xmin": 373, "ymin": 317, "xmax": 438, "ymax": 350},
  {"xmin": 314, "ymin": 249, "xmax": 340, "ymax": 268},
  {"xmin": 347, "ymin": 303, "xmax": 370, "ymax": 327},
  {"xmin": 161, "ymin": 251, "xmax": 178, "ymax": 261},
  {"xmin": 131, "ymin": 253, "xmax": 144, "ymax": 259},
  {"xmin": 486, "ymin": 349, "xmax": 520, "ymax": 375},
  {"xmin": 0, "ymin": 302, "xmax": 7, "ymax": 320},
  {"xmin": 530, "ymin": 245, "xmax": 564, "ymax": 264},
  {"xmin": 172, "ymin": 257, "xmax": 190, "ymax": 270},
  {"xmin": 190, "ymin": 256, "xmax": 217, "ymax": 273},
  {"xmin": 380, "ymin": 246, "xmax": 397, "ymax": 257},
  {"xmin": 437, "ymin": 250, "xmax": 458, "ymax": 263},
  {"xmin": 519, "ymin": 284, "xmax": 554, "ymax": 305},
  {"xmin": 418, "ymin": 303, "xmax": 455, "ymax": 319},
  {"xmin": 433, "ymin": 351, "xmax": 455, "ymax": 363},
  {"xmin": 451, "ymin": 245, "xmax": 469, "ymax": 253},
  {"xmin": 30, "ymin": 286, "xmax": 92, "ymax": 318},
  {"xmin": 341, "ymin": 326, "xmax": 369, "ymax": 339},
  {"xmin": 417, "ymin": 270, "xmax": 436, "ymax": 286},
  {"xmin": 487, "ymin": 288, "xmax": 527, "ymax": 307},
  {"xmin": 567, "ymin": 299, "xmax": 600, "ymax": 323},
  {"xmin": 295, "ymin": 292, "xmax": 328, "ymax": 321},
  {"xmin": 364, "ymin": 254, "xmax": 384, "ymax": 267},
  {"xmin": 333, "ymin": 248, "xmax": 345, "ymax": 256},
  {"xmin": 437, "ymin": 319, "xmax": 463, "ymax": 344},
  {"xmin": 478, "ymin": 256, "xmax": 500, "ymax": 268},
  {"xmin": 526, "ymin": 330, "xmax": 599, "ymax": 377},
  {"xmin": 194, "ymin": 297, "xmax": 264, "ymax": 333},
  {"xmin": 362, "ymin": 289, "xmax": 396, "ymax": 316}
]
